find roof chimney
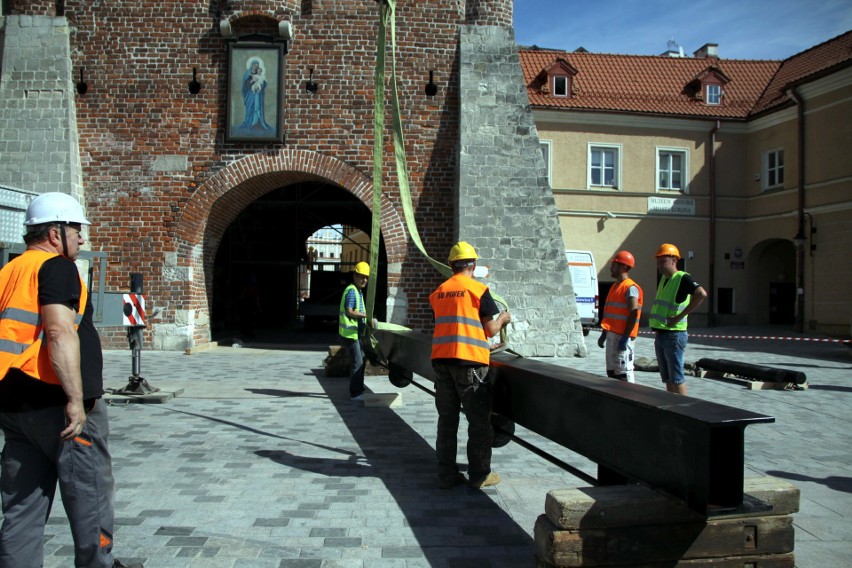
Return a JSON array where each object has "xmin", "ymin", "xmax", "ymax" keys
[{"xmin": 693, "ymin": 43, "xmax": 719, "ymax": 59}]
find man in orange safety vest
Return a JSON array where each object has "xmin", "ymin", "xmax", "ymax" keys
[{"xmin": 598, "ymin": 250, "xmax": 643, "ymax": 383}]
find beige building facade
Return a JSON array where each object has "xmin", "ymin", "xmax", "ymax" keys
[{"xmin": 524, "ymin": 34, "xmax": 852, "ymax": 337}]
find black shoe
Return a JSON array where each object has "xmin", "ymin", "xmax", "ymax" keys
[
  {"xmin": 438, "ymin": 472, "xmax": 467, "ymax": 489},
  {"xmin": 113, "ymin": 560, "xmax": 144, "ymax": 568}
]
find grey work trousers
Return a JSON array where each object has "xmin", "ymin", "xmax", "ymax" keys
[{"xmin": 0, "ymin": 399, "xmax": 115, "ymax": 568}]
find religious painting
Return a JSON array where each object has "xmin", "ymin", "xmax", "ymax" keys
[{"xmin": 226, "ymin": 43, "xmax": 284, "ymax": 142}]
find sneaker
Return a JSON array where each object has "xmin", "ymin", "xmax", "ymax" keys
[
  {"xmin": 468, "ymin": 471, "xmax": 501, "ymax": 488},
  {"xmin": 113, "ymin": 560, "xmax": 144, "ymax": 568},
  {"xmin": 350, "ymin": 394, "xmax": 364, "ymax": 401},
  {"xmin": 438, "ymin": 472, "xmax": 466, "ymax": 489}
]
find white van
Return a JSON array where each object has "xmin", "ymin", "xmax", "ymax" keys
[{"xmin": 565, "ymin": 250, "xmax": 598, "ymax": 335}]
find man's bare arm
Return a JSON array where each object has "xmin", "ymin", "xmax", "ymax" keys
[{"xmin": 41, "ymin": 303, "xmax": 86, "ymax": 440}]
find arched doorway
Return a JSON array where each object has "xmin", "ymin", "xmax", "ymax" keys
[
  {"xmin": 748, "ymin": 239, "xmax": 796, "ymax": 326},
  {"xmin": 210, "ymin": 181, "xmax": 387, "ymax": 341},
  {"xmin": 171, "ymin": 150, "xmax": 407, "ymax": 349}
]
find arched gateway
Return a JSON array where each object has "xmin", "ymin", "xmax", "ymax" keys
[{"xmin": 167, "ymin": 150, "xmax": 407, "ymax": 350}]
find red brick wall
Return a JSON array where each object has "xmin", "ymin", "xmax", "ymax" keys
[
  {"xmin": 54, "ymin": 0, "xmax": 480, "ymax": 347},
  {"xmin": 465, "ymin": 0, "xmax": 513, "ymax": 27}
]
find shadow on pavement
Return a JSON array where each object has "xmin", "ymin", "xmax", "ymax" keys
[
  {"xmin": 251, "ymin": 368, "xmax": 535, "ymax": 566},
  {"xmin": 765, "ymin": 471, "xmax": 852, "ymax": 494}
]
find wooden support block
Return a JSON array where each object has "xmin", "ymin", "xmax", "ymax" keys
[
  {"xmin": 545, "ymin": 485, "xmax": 702, "ymax": 530},
  {"xmin": 537, "ymin": 478, "xmax": 799, "ymax": 567},
  {"xmin": 536, "ymin": 552, "xmax": 793, "ymax": 568},
  {"xmin": 741, "ymin": 477, "xmax": 800, "ymax": 516},
  {"xmin": 535, "ymin": 513, "xmax": 794, "ymax": 567},
  {"xmin": 546, "ymin": 478, "xmax": 800, "ymax": 530},
  {"xmin": 324, "ymin": 345, "xmax": 350, "ymax": 378}
]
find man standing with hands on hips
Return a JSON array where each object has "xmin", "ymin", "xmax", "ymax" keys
[
  {"xmin": 598, "ymin": 250, "xmax": 642, "ymax": 383},
  {"xmin": 649, "ymin": 243, "xmax": 707, "ymax": 396},
  {"xmin": 430, "ymin": 242, "xmax": 511, "ymax": 490},
  {"xmin": 0, "ymin": 193, "xmax": 142, "ymax": 568}
]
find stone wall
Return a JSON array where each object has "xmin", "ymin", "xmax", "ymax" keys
[
  {"xmin": 458, "ymin": 25, "xmax": 585, "ymax": 357},
  {"xmin": 0, "ymin": 15, "xmax": 84, "ymax": 204}
]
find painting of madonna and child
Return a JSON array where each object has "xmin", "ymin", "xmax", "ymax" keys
[{"xmin": 227, "ymin": 44, "xmax": 284, "ymax": 142}]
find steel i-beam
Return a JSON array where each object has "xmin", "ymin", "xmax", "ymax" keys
[{"xmin": 371, "ymin": 328, "xmax": 774, "ymax": 515}]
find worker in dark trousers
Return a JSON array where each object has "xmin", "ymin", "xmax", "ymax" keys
[
  {"xmin": 339, "ymin": 262, "xmax": 371, "ymax": 402},
  {"xmin": 0, "ymin": 193, "xmax": 142, "ymax": 568},
  {"xmin": 430, "ymin": 242, "xmax": 511, "ymax": 489}
]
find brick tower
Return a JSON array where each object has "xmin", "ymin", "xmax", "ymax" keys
[{"xmin": 0, "ymin": 0, "xmax": 585, "ymax": 357}]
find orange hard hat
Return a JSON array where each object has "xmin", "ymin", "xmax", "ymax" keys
[
  {"xmin": 655, "ymin": 243, "xmax": 681, "ymax": 259},
  {"xmin": 612, "ymin": 250, "xmax": 635, "ymax": 268}
]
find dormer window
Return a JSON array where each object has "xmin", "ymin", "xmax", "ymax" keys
[
  {"xmin": 706, "ymin": 84, "xmax": 721, "ymax": 105},
  {"xmin": 544, "ymin": 58, "xmax": 578, "ymax": 99},
  {"xmin": 688, "ymin": 66, "xmax": 729, "ymax": 106},
  {"xmin": 553, "ymin": 75, "xmax": 569, "ymax": 97}
]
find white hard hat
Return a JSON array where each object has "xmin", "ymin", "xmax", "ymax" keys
[{"xmin": 25, "ymin": 192, "xmax": 90, "ymax": 226}]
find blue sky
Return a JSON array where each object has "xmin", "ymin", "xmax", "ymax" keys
[{"xmin": 513, "ymin": 0, "xmax": 852, "ymax": 60}]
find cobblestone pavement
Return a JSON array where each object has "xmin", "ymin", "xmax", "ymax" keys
[{"xmin": 3, "ymin": 326, "xmax": 850, "ymax": 567}]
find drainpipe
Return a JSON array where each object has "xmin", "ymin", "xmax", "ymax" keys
[
  {"xmin": 789, "ymin": 86, "xmax": 806, "ymax": 333},
  {"xmin": 708, "ymin": 120, "xmax": 720, "ymax": 327}
]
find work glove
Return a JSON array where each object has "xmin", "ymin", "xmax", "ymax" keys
[
  {"xmin": 597, "ymin": 331, "xmax": 606, "ymax": 348},
  {"xmin": 617, "ymin": 335, "xmax": 629, "ymax": 352}
]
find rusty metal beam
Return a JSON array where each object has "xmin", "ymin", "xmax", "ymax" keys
[{"xmin": 371, "ymin": 328, "xmax": 775, "ymax": 515}]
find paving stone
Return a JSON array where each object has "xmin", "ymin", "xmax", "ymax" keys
[{"xmin": 0, "ymin": 326, "xmax": 847, "ymax": 567}]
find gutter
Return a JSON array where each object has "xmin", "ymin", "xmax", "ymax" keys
[
  {"xmin": 708, "ymin": 120, "xmax": 720, "ymax": 327},
  {"xmin": 788, "ymin": 86, "xmax": 806, "ymax": 332}
]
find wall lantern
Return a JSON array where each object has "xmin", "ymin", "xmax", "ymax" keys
[
  {"xmin": 305, "ymin": 68, "xmax": 318, "ymax": 94},
  {"xmin": 425, "ymin": 70, "xmax": 438, "ymax": 97},
  {"xmin": 75, "ymin": 68, "xmax": 88, "ymax": 95},
  {"xmin": 188, "ymin": 68, "xmax": 202, "ymax": 95}
]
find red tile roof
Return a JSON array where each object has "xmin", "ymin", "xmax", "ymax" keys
[
  {"xmin": 752, "ymin": 30, "xmax": 852, "ymax": 116},
  {"xmin": 519, "ymin": 30, "xmax": 852, "ymax": 120}
]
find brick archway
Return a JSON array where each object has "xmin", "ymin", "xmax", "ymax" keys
[{"xmin": 173, "ymin": 149, "xmax": 407, "ymax": 345}]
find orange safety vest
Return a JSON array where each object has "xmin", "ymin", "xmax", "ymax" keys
[
  {"xmin": 601, "ymin": 278, "xmax": 643, "ymax": 338},
  {"xmin": 429, "ymin": 273, "xmax": 491, "ymax": 366},
  {"xmin": 0, "ymin": 250, "xmax": 86, "ymax": 385}
]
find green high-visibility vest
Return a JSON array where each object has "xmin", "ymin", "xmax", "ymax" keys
[
  {"xmin": 649, "ymin": 271, "xmax": 689, "ymax": 331},
  {"xmin": 338, "ymin": 284, "xmax": 364, "ymax": 340}
]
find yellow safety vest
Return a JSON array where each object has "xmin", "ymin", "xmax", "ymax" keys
[
  {"xmin": 338, "ymin": 283, "xmax": 364, "ymax": 340},
  {"xmin": 649, "ymin": 271, "xmax": 689, "ymax": 331}
]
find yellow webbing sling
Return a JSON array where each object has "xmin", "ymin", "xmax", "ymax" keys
[{"xmin": 367, "ymin": 0, "xmax": 510, "ymax": 347}]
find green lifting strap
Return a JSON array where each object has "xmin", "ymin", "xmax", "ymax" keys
[{"xmin": 369, "ymin": 0, "xmax": 511, "ymax": 347}]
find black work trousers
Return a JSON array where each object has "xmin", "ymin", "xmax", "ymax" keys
[{"xmin": 433, "ymin": 362, "xmax": 493, "ymax": 485}]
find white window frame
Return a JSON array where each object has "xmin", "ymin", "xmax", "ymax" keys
[
  {"xmin": 587, "ymin": 143, "xmax": 622, "ymax": 190},
  {"xmin": 705, "ymin": 84, "xmax": 721, "ymax": 105},
  {"xmin": 553, "ymin": 75, "xmax": 569, "ymax": 97},
  {"xmin": 539, "ymin": 139, "xmax": 553, "ymax": 187},
  {"xmin": 656, "ymin": 147, "xmax": 689, "ymax": 193},
  {"xmin": 763, "ymin": 148, "xmax": 784, "ymax": 190}
]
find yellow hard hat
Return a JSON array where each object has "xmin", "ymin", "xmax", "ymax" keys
[
  {"xmin": 354, "ymin": 262, "xmax": 370, "ymax": 276},
  {"xmin": 448, "ymin": 241, "xmax": 478, "ymax": 263},
  {"xmin": 655, "ymin": 243, "xmax": 681, "ymax": 259}
]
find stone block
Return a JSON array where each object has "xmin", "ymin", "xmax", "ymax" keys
[{"xmin": 536, "ymin": 478, "xmax": 799, "ymax": 567}]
